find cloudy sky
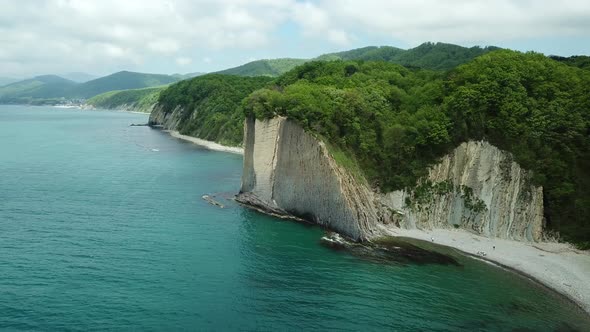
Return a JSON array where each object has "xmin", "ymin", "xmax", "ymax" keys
[{"xmin": 1, "ymin": 0, "xmax": 590, "ymax": 78}]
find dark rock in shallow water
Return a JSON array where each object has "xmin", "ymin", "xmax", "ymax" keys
[
  {"xmin": 553, "ymin": 322, "xmax": 582, "ymax": 332},
  {"xmin": 500, "ymin": 300, "xmax": 536, "ymax": 316},
  {"xmin": 202, "ymin": 194, "xmax": 224, "ymax": 208},
  {"xmin": 320, "ymin": 233, "xmax": 461, "ymax": 266}
]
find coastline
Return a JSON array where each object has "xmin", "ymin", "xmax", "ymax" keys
[
  {"xmin": 166, "ymin": 130, "xmax": 244, "ymax": 155},
  {"xmin": 151, "ymin": 115, "xmax": 590, "ymax": 316},
  {"xmin": 79, "ymin": 104, "xmax": 151, "ymax": 114},
  {"xmin": 380, "ymin": 226, "xmax": 590, "ymax": 314}
]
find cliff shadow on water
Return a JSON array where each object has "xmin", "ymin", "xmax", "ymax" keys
[{"xmin": 320, "ymin": 232, "xmax": 461, "ymax": 267}]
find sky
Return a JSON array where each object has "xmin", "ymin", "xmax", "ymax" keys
[{"xmin": 1, "ymin": 0, "xmax": 590, "ymax": 78}]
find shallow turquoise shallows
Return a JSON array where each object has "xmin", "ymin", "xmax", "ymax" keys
[{"xmin": 1, "ymin": 106, "xmax": 589, "ymax": 331}]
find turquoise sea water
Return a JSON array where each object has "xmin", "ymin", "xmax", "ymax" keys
[{"xmin": 1, "ymin": 105, "xmax": 589, "ymax": 331}]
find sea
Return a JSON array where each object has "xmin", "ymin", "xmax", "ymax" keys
[{"xmin": 1, "ymin": 105, "xmax": 589, "ymax": 331}]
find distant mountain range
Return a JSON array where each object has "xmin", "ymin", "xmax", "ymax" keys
[
  {"xmin": 172, "ymin": 72, "xmax": 206, "ymax": 80},
  {"xmin": 0, "ymin": 71, "xmax": 182, "ymax": 103},
  {"xmin": 0, "ymin": 75, "xmax": 78, "ymax": 100},
  {"xmin": 4, "ymin": 42, "xmax": 588, "ymax": 106},
  {"xmin": 68, "ymin": 71, "xmax": 178, "ymax": 98},
  {"xmin": 0, "ymin": 77, "xmax": 19, "ymax": 86},
  {"xmin": 214, "ymin": 42, "xmax": 501, "ymax": 77},
  {"xmin": 60, "ymin": 72, "xmax": 98, "ymax": 83},
  {"xmin": 214, "ymin": 58, "xmax": 308, "ymax": 77}
]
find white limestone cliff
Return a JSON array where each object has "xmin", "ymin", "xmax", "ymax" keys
[
  {"xmin": 379, "ymin": 141, "xmax": 544, "ymax": 241},
  {"xmin": 237, "ymin": 117, "xmax": 544, "ymax": 242},
  {"xmin": 237, "ymin": 117, "xmax": 379, "ymax": 240}
]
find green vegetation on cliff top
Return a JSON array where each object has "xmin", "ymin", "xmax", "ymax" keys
[
  {"xmin": 156, "ymin": 74, "xmax": 273, "ymax": 146},
  {"xmin": 241, "ymin": 51, "xmax": 590, "ymax": 247},
  {"xmin": 146, "ymin": 44, "xmax": 589, "ymax": 246}
]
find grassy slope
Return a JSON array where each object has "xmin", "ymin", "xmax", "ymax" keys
[
  {"xmin": 87, "ymin": 86, "xmax": 166, "ymax": 112},
  {"xmin": 69, "ymin": 71, "xmax": 179, "ymax": 98}
]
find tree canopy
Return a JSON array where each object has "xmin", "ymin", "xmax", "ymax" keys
[{"xmin": 157, "ymin": 74, "xmax": 273, "ymax": 146}]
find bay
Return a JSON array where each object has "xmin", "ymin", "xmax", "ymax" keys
[{"xmin": 1, "ymin": 105, "xmax": 588, "ymax": 331}]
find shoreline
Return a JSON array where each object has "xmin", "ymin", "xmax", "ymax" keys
[
  {"xmin": 380, "ymin": 226, "xmax": 590, "ymax": 315},
  {"xmin": 79, "ymin": 104, "xmax": 151, "ymax": 114},
  {"xmin": 165, "ymin": 130, "xmax": 244, "ymax": 155}
]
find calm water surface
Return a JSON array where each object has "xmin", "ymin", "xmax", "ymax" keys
[{"xmin": 1, "ymin": 105, "xmax": 589, "ymax": 331}]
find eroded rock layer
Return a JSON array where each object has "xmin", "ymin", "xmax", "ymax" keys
[
  {"xmin": 237, "ymin": 117, "xmax": 379, "ymax": 240},
  {"xmin": 148, "ymin": 105, "xmax": 184, "ymax": 130},
  {"xmin": 237, "ymin": 117, "xmax": 544, "ymax": 242}
]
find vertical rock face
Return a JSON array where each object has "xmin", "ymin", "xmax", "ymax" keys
[
  {"xmin": 238, "ymin": 117, "xmax": 544, "ymax": 242},
  {"xmin": 237, "ymin": 117, "xmax": 379, "ymax": 240},
  {"xmin": 148, "ymin": 105, "xmax": 184, "ymax": 130},
  {"xmin": 380, "ymin": 142, "xmax": 544, "ymax": 241}
]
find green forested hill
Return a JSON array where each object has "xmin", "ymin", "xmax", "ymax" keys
[
  {"xmin": 155, "ymin": 74, "xmax": 273, "ymax": 145},
  {"xmin": 215, "ymin": 58, "xmax": 308, "ymax": 77},
  {"xmin": 242, "ymin": 51, "xmax": 590, "ymax": 247},
  {"xmin": 87, "ymin": 86, "xmax": 165, "ymax": 112},
  {"xmin": 318, "ymin": 42, "xmax": 500, "ymax": 70},
  {"xmin": 550, "ymin": 55, "xmax": 590, "ymax": 70},
  {"xmin": 61, "ymin": 72, "xmax": 97, "ymax": 83},
  {"xmin": 70, "ymin": 71, "xmax": 179, "ymax": 98},
  {"xmin": 316, "ymin": 46, "xmax": 406, "ymax": 61},
  {"xmin": 172, "ymin": 72, "xmax": 205, "ymax": 80},
  {"xmin": 0, "ymin": 75, "xmax": 77, "ymax": 103}
]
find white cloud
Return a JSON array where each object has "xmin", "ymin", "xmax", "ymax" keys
[
  {"xmin": 176, "ymin": 57, "xmax": 193, "ymax": 66},
  {"xmin": 0, "ymin": 0, "xmax": 589, "ymax": 77},
  {"xmin": 296, "ymin": 0, "xmax": 590, "ymax": 45},
  {"xmin": 0, "ymin": 0, "xmax": 298, "ymax": 76},
  {"xmin": 148, "ymin": 40, "xmax": 181, "ymax": 55},
  {"xmin": 327, "ymin": 29, "xmax": 352, "ymax": 45}
]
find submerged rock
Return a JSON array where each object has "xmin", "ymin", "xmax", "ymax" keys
[
  {"xmin": 202, "ymin": 194, "xmax": 224, "ymax": 208},
  {"xmin": 320, "ymin": 233, "xmax": 460, "ymax": 266}
]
